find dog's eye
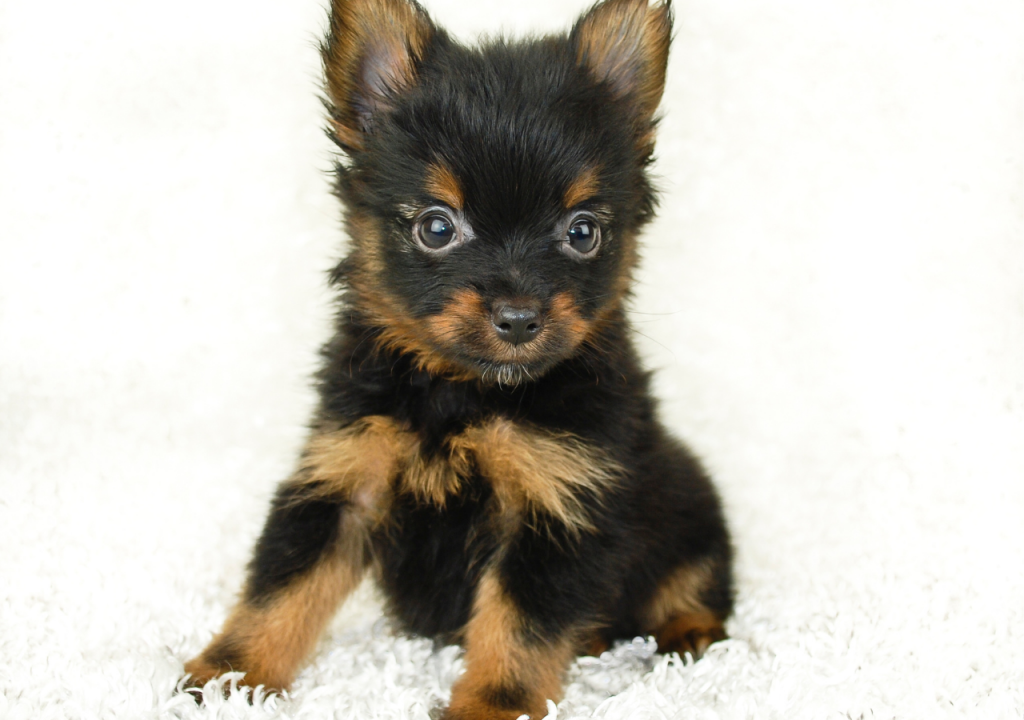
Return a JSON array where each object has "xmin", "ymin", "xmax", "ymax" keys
[
  {"xmin": 565, "ymin": 217, "xmax": 600, "ymax": 255},
  {"xmin": 417, "ymin": 213, "xmax": 457, "ymax": 250}
]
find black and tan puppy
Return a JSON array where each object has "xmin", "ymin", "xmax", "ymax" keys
[{"xmin": 185, "ymin": 0, "xmax": 734, "ymax": 717}]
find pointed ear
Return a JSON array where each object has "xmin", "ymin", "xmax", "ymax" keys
[
  {"xmin": 571, "ymin": 0, "xmax": 672, "ymax": 121},
  {"xmin": 322, "ymin": 0, "xmax": 435, "ymax": 150}
]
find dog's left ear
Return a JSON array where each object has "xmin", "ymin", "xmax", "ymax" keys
[
  {"xmin": 322, "ymin": 0, "xmax": 436, "ymax": 150},
  {"xmin": 571, "ymin": 0, "xmax": 672, "ymax": 122}
]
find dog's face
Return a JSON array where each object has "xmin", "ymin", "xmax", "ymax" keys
[{"xmin": 325, "ymin": 0, "xmax": 671, "ymax": 384}]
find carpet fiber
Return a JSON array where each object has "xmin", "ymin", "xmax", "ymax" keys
[{"xmin": 2, "ymin": 0, "xmax": 1022, "ymax": 717}]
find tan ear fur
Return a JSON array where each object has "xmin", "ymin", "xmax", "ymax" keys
[
  {"xmin": 322, "ymin": 0, "xmax": 435, "ymax": 149},
  {"xmin": 572, "ymin": 0, "xmax": 672, "ymax": 119}
]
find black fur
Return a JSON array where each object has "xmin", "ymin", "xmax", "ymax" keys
[
  {"xmin": 186, "ymin": 1, "xmax": 734, "ymax": 714},
  {"xmin": 246, "ymin": 484, "xmax": 345, "ymax": 603},
  {"xmin": 335, "ymin": 44, "xmax": 655, "ymax": 316},
  {"xmin": 314, "ymin": 319, "xmax": 733, "ymax": 643},
  {"xmin": 376, "ymin": 480, "xmax": 495, "ymax": 639}
]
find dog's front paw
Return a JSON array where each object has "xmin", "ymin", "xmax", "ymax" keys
[
  {"xmin": 181, "ymin": 654, "xmax": 289, "ymax": 706},
  {"xmin": 179, "ymin": 655, "xmax": 228, "ymax": 704},
  {"xmin": 441, "ymin": 694, "xmax": 551, "ymax": 720},
  {"xmin": 440, "ymin": 706, "xmax": 535, "ymax": 720},
  {"xmin": 182, "ymin": 655, "xmax": 226, "ymax": 689}
]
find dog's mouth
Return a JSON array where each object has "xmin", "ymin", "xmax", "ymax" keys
[
  {"xmin": 422, "ymin": 290, "xmax": 592, "ymax": 385},
  {"xmin": 471, "ymin": 359, "xmax": 545, "ymax": 387},
  {"xmin": 460, "ymin": 347, "xmax": 571, "ymax": 387},
  {"xmin": 356, "ymin": 285, "xmax": 594, "ymax": 385},
  {"xmin": 435, "ymin": 324, "xmax": 582, "ymax": 386}
]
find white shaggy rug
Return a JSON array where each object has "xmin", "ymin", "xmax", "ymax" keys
[{"xmin": 2, "ymin": 0, "xmax": 1022, "ymax": 718}]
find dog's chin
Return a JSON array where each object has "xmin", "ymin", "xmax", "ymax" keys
[
  {"xmin": 433, "ymin": 333, "xmax": 584, "ymax": 386},
  {"xmin": 458, "ymin": 352, "xmax": 566, "ymax": 387},
  {"xmin": 475, "ymin": 360, "xmax": 542, "ymax": 387}
]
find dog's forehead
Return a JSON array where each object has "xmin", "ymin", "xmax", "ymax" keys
[
  {"xmin": 407, "ymin": 43, "xmax": 603, "ymax": 213},
  {"xmin": 439, "ymin": 111, "xmax": 583, "ymax": 212}
]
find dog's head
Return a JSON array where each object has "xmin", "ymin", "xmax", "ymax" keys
[{"xmin": 324, "ymin": 0, "xmax": 671, "ymax": 385}]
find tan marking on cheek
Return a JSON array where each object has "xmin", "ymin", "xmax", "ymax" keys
[
  {"xmin": 448, "ymin": 572, "xmax": 575, "ymax": 720},
  {"xmin": 344, "ymin": 213, "xmax": 480, "ymax": 380},
  {"xmin": 563, "ymin": 166, "xmax": 601, "ymax": 208},
  {"xmin": 449, "ymin": 288, "xmax": 488, "ymax": 319},
  {"xmin": 424, "ymin": 162, "xmax": 464, "ymax": 210},
  {"xmin": 425, "ymin": 288, "xmax": 487, "ymax": 345},
  {"xmin": 451, "ymin": 418, "xmax": 621, "ymax": 535},
  {"xmin": 548, "ymin": 291, "xmax": 592, "ymax": 346},
  {"xmin": 375, "ymin": 316, "xmax": 480, "ymax": 380}
]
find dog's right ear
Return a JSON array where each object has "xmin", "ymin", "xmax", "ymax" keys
[{"xmin": 322, "ymin": 0, "xmax": 435, "ymax": 151}]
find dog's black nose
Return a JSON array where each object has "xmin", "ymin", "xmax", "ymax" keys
[{"xmin": 491, "ymin": 301, "xmax": 543, "ymax": 346}]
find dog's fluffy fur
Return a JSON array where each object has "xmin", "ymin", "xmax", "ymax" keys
[{"xmin": 184, "ymin": 0, "xmax": 734, "ymax": 717}]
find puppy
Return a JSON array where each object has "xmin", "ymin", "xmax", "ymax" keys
[{"xmin": 184, "ymin": 0, "xmax": 734, "ymax": 717}]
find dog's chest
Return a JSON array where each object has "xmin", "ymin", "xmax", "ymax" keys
[{"xmin": 372, "ymin": 478, "xmax": 495, "ymax": 639}]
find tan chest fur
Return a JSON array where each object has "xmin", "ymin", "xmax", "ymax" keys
[{"xmin": 297, "ymin": 415, "xmax": 622, "ymax": 534}]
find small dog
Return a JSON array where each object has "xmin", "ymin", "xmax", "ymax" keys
[{"xmin": 184, "ymin": 0, "xmax": 734, "ymax": 717}]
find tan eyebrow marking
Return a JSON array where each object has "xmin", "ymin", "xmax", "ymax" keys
[
  {"xmin": 424, "ymin": 162, "xmax": 464, "ymax": 210},
  {"xmin": 563, "ymin": 166, "xmax": 601, "ymax": 208}
]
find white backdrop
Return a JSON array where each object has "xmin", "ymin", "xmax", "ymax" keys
[{"xmin": 2, "ymin": 0, "xmax": 1022, "ymax": 717}]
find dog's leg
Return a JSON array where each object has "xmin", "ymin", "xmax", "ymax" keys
[
  {"xmin": 183, "ymin": 488, "xmax": 366, "ymax": 690},
  {"xmin": 444, "ymin": 570, "xmax": 576, "ymax": 720},
  {"xmin": 654, "ymin": 610, "xmax": 726, "ymax": 659},
  {"xmin": 185, "ymin": 417, "xmax": 414, "ymax": 692},
  {"xmin": 642, "ymin": 560, "xmax": 730, "ymax": 660}
]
